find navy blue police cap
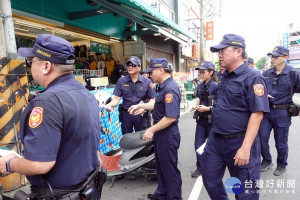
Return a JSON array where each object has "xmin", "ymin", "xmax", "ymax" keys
[
  {"xmin": 143, "ymin": 58, "xmax": 168, "ymax": 73},
  {"xmin": 210, "ymin": 34, "xmax": 246, "ymax": 52},
  {"xmin": 18, "ymin": 34, "xmax": 75, "ymax": 65},
  {"xmin": 196, "ymin": 61, "xmax": 215, "ymax": 71},
  {"xmin": 126, "ymin": 56, "xmax": 141, "ymax": 66},
  {"xmin": 248, "ymin": 57, "xmax": 254, "ymax": 63},
  {"xmin": 267, "ymin": 46, "xmax": 289, "ymax": 57}
]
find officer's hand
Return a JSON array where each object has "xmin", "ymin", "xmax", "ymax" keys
[
  {"xmin": 103, "ymin": 104, "xmax": 113, "ymax": 112},
  {"xmin": 132, "ymin": 108, "xmax": 145, "ymax": 116},
  {"xmin": 197, "ymin": 105, "xmax": 209, "ymax": 113},
  {"xmin": 234, "ymin": 146, "xmax": 250, "ymax": 166},
  {"xmin": 0, "ymin": 154, "xmax": 18, "ymax": 176},
  {"xmin": 128, "ymin": 105, "xmax": 139, "ymax": 115},
  {"xmin": 143, "ymin": 129, "xmax": 154, "ymax": 141},
  {"xmin": 190, "ymin": 106, "xmax": 196, "ymax": 112}
]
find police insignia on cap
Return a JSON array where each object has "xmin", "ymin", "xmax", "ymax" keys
[
  {"xmin": 131, "ymin": 57, "xmax": 135, "ymax": 60},
  {"xmin": 165, "ymin": 93, "xmax": 173, "ymax": 103},
  {"xmin": 253, "ymin": 84, "xmax": 264, "ymax": 96},
  {"xmin": 29, "ymin": 107, "xmax": 43, "ymax": 128}
]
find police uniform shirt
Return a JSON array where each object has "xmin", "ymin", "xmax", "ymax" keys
[
  {"xmin": 263, "ymin": 64, "xmax": 300, "ymax": 105},
  {"xmin": 196, "ymin": 79, "xmax": 218, "ymax": 106},
  {"xmin": 113, "ymin": 74, "xmax": 156, "ymax": 109},
  {"xmin": 152, "ymin": 77, "xmax": 181, "ymax": 124},
  {"xmin": 211, "ymin": 62, "xmax": 270, "ymax": 135},
  {"xmin": 20, "ymin": 73, "xmax": 100, "ymax": 189}
]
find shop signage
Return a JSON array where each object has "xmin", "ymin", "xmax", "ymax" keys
[
  {"xmin": 283, "ymin": 33, "xmax": 289, "ymax": 48},
  {"xmin": 206, "ymin": 21, "xmax": 214, "ymax": 40},
  {"xmin": 90, "ymin": 42, "xmax": 111, "ymax": 54},
  {"xmin": 289, "ymin": 45, "xmax": 300, "ymax": 60},
  {"xmin": 288, "ymin": 59, "xmax": 300, "ymax": 64},
  {"xmin": 182, "ymin": 44, "xmax": 192, "ymax": 57}
]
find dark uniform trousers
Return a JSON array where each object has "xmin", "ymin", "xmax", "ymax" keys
[
  {"xmin": 259, "ymin": 109, "xmax": 290, "ymax": 167},
  {"xmin": 201, "ymin": 132, "xmax": 260, "ymax": 200},
  {"xmin": 121, "ymin": 110, "xmax": 147, "ymax": 134},
  {"xmin": 154, "ymin": 124, "xmax": 182, "ymax": 200},
  {"xmin": 195, "ymin": 118, "xmax": 211, "ymax": 171}
]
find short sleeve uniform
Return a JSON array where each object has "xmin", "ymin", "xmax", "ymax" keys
[
  {"xmin": 20, "ymin": 73, "xmax": 100, "ymax": 189},
  {"xmin": 113, "ymin": 75, "xmax": 156, "ymax": 109},
  {"xmin": 212, "ymin": 63, "xmax": 270, "ymax": 134}
]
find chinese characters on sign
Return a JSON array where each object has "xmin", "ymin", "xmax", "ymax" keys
[
  {"xmin": 283, "ymin": 33, "xmax": 289, "ymax": 48},
  {"xmin": 206, "ymin": 21, "xmax": 214, "ymax": 40},
  {"xmin": 90, "ymin": 42, "xmax": 111, "ymax": 54}
]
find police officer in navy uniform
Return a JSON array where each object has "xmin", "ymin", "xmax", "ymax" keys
[
  {"xmin": 106, "ymin": 56, "xmax": 156, "ymax": 134},
  {"xmin": 129, "ymin": 58, "xmax": 182, "ymax": 200},
  {"xmin": 190, "ymin": 61, "xmax": 218, "ymax": 178},
  {"xmin": 216, "ymin": 65, "xmax": 225, "ymax": 81},
  {"xmin": 201, "ymin": 34, "xmax": 269, "ymax": 200},
  {"xmin": 0, "ymin": 34, "xmax": 101, "ymax": 199},
  {"xmin": 247, "ymin": 57, "xmax": 255, "ymax": 68},
  {"xmin": 259, "ymin": 46, "xmax": 300, "ymax": 176}
]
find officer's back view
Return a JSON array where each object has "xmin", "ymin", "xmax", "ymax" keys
[{"xmin": 0, "ymin": 34, "xmax": 101, "ymax": 199}]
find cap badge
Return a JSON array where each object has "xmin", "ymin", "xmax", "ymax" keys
[
  {"xmin": 36, "ymin": 49, "xmax": 51, "ymax": 57},
  {"xmin": 231, "ymin": 41, "xmax": 242, "ymax": 45}
]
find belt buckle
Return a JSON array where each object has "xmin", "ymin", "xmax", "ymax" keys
[{"xmin": 271, "ymin": 104, "xmax": 276, "ymax": 109}]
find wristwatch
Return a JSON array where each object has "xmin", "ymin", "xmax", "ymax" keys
[{"xmin": 6, "ymin": 157, "xmax": 18, "ymax": 173}]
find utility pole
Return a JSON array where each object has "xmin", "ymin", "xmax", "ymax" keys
[
  {"xmin": 0, "ymin": 5, "xmax": 6, "ymax": 57},
  {"xmin": 199, "ymin": 0, "xmax": 204, "ymax": 63},
  {"xmin": 1, "ymin": 0, "xmax": 17, "ymax": 55},
  {"xmin": 0, "ymin": 0, "xmax": 28, "ymax": 191}
]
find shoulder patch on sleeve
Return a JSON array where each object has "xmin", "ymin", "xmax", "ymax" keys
[
  {"xmin": 253, "ymin": 84, "xmax": 264, "ymax": 96},
  {"xmin": 150, "ymin": 83, "xmax": 154, "ymax": 89},
  {"xmin": 29, "ymin": 107, "xmax": 43, "ymax": 128},
  {"xmin": 165, "ymin": 93, "xmax": 173, "ymax": 103}
]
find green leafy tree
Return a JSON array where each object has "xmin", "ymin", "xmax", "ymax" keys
[
  {"xmin": 214, "ymin": 60, "xmax": 220, "ymax": 71},
  {"xmin": 256, "ymin": 57, "xmax": 266, "ymax": 70}
]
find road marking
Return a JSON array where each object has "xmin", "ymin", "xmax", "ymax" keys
[{"xmin": 188, "ymin": 176, "xmax": 203, "ymax": 200}]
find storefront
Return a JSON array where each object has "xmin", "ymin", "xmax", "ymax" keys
[
  {"xmin": 141, "ymin": 33, "xmax": 179, "ymax": 69},
  {"xmin": 12, "ymin": 16, "xmax": 122, "ymax": 90}
]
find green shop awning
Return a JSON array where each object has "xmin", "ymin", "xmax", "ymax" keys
[{"xmin": 95, "ymin": 0, "xmax": 197, "ymax": 41}]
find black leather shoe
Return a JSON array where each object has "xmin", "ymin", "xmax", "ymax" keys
[
  {"xmin": 191, "ymin": 169, "xmax": 202, "ymax": 178},
  {"xmin": 147, "ymin": 194, "xmax": 159, "ymax": 200}
]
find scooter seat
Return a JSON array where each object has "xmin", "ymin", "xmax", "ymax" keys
[{"xmin": 120, "ymin": 130, "xmax": 153, "ymax": 149}]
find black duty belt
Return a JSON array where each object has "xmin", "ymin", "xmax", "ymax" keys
[
  {"xmin": 270, "ymin": 103, "xmax": 289, "ymax": 110},
  {"xmin": 215, "ymin": 132, "xmax": 246, "ymax": 139},
  {"xmin": 31, "ymin": 180, "xmax": 95, "ymax": 199}
]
